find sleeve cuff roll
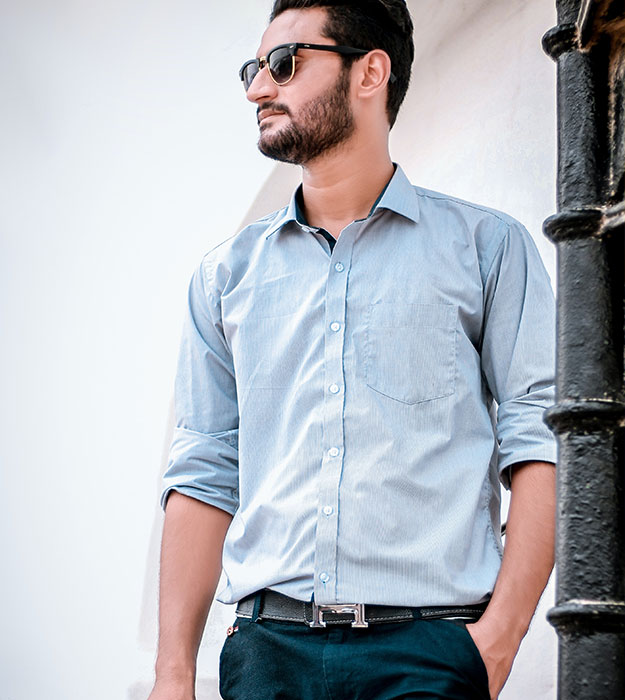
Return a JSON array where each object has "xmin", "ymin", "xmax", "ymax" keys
[
  {"xmin": 160, "ymin": 426, "xmax": 239, "ymax": 514},
  {"xmin": 496, "ymin": 389, "xmax": 558, "ymax": 489}
]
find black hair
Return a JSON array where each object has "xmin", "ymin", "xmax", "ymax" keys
[{"xmin": 270, "ymin": 0, "xmax": 414, "ymax": 128}]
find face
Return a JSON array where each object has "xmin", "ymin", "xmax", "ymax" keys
[{"xmin": 246, "ymin": 8, "xmax": 356, "ymax": 165}]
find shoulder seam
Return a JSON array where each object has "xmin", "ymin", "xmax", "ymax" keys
[
  {"xmin": 483, "ymin": 223, "xmax": 511, "ymax": 282},
  {"xmin": 201, "ymin": 206, "xmax": 287, "ymax": 260},
  {"xmin": 414, "ymin": 189, "xmax": 512, "ymax": 227},
  {"xmin": 202, "ymin": 231, "xmax": 239, "ymax": 259}
]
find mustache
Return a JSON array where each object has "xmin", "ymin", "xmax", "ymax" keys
[{"xmin": 257, "ymin": 102, "xmax": 292, "ymax": 123}]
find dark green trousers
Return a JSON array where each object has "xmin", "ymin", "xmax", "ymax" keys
[{"xmin": 219, "ymin": 616, "xmax": 489, "ymax": 699}]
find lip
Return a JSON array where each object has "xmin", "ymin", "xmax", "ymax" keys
[{"xmin": 258, "ymin": 110, "xmax": 285, "ymax": 125}]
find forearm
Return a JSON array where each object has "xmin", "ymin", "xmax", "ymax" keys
[
  {"xmin": 484, "ymin": 460, "xmax": 556, "ymax": 636},
  {"xmin": 467, "ymin": 460, "xmax": 556, "ymax": 698},
  {"xmin": 154, "ymin": 491, "xmax": 233, "ymax": 685}
]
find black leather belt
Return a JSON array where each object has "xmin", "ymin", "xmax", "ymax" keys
[{"xmin": 236, "ymin": 590, "xmax": 488, "ymax": 628}]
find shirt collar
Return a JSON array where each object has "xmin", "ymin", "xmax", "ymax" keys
[
  {"xmin": 264, "ymin": 191, "xmax": 302, "ymax": 239},
  {"xmin": 265, "ymin": 163, "xmax": 419, "ymax": 239},
  {"xmin": 375, "ymin": 164, "xmax": 420, "ymax": 224}
]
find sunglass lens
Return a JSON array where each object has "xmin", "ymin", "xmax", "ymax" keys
[
  {"xmin": 243, "ymin": 63, "xmax": 259, "ymax": 91},
  {"xmin": 268, "ymin": 48, "xmax": 294, "ymax": 84}
]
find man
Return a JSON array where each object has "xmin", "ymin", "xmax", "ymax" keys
[{"xmin": 150, "ymin": 1, "xmax": 557, "ymax": 699}]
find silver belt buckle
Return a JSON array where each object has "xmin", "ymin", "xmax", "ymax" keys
[{"xmin": 308, "ymin": 602, "xmax": 369, "ymax": 628}]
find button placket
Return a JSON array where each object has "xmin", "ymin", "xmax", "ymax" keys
[{"xmin": 312, "ymin": 224, "xmax": 357, "ymax": 604}]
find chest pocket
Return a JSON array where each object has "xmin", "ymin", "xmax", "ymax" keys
[{"xmin": 364, "ymin": 302, "xmax": 457, "ymax": 404}]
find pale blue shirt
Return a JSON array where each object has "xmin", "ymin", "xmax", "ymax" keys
[{"xmin": 162, "ymin": 164, "xmax": 557, "ymax": 607}]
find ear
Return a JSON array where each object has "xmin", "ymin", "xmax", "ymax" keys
[{"xmin": 352, "ymin": 49, "xmax": 392, "ymax": 99}]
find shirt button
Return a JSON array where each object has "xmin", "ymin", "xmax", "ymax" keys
[
  {"xmin": 319, "ymin": 572, "xmax": 330, "ymax": 583},
  {"xmin": 328, "ymin": 447, "xmax": 340, "ymax": 458},
  {"xmin": 330, "ymin": 322, "xmax": 341, "ymax": 332},
  {"xmin": 334, "ymin": 262, "xmax": 345, "ymax": 272},
  {"xmin": 329, "ymin": 384, "xmax": 340, "ymax": 394},
  {"xmin": 323, "ymin": 505, "xmax": 334, "ymax": 516}
]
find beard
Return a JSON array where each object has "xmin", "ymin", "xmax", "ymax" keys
[{"xmin": 257, "ymin": 69, "xmax": 355, "ymax": 165}]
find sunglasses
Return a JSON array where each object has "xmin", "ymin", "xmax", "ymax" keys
[{"xmin": 239, "ymin": 42, "xmax": 372, "ymax": 92}]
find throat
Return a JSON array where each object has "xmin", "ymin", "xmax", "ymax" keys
[{"xmin": 299, "ymin": 161, "xmax": 395, "ymax": 235}]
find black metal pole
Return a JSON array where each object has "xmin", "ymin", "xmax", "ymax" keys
[{"xmin": 542, "ymin": 1, "xmax": 625, "ymax": 697}]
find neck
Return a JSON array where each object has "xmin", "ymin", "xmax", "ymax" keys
[{"xmin": 298, "ymin": 132, "xmax": 394, "ymax": 239}]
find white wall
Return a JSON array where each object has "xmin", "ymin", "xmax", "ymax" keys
[
  {"xmin": 0, "ymin": 1, "xmax": 558, "ymax": 699},
  {"xmin": 0, "ymin": 2, "xmax": 273, "ymax": 698}
]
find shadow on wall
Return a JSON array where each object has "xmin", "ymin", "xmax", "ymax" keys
[
  {"xmin": 138, "ymin": 161, "xmax": 300, "ymax": 650},
  {"xmin": 135, "ymin": 161, "xmax": 300, "ymax": 700},
  {"xmin": 137, "ymin": 164, "xmax": 300, "ymax": 638}
]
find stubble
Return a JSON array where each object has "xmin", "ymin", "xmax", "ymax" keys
[{"xmin": 257, "ymin": 69, "xmax": 354, "ymax": 165}]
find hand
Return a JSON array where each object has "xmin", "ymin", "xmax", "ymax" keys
[
  {"xmin": 465, "ymin": 618, "xmax": 522, "ymax": 699},
  {"xmin": 147, "ymin": 678, "xmax": 196, "ymax": 700}
]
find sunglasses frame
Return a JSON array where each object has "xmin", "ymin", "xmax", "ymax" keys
[{"xmin": 239, "ymin": 42, "xmax": 371, "ymax": 92}]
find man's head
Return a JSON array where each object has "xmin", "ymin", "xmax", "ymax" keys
[
  {"xmin": 242, "ymin": 1, "xmax": 414, "ymax": 165},
  {"xmin": 268, "ymin": 1, "xmax": 414, "ymax": 129}
]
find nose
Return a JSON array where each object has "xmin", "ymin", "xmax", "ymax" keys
[{"xmin": 246, "ymin": 64, "xmax": 279, "ymax": 105}]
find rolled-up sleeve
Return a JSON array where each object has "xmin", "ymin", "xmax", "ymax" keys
[
  {"xmin": 161, "ymin": 256, "xmax": 239, "ymax": 514},
  {"xmin": 480, "ymin": 220, "xmax": 557, "ymax": 487}
]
